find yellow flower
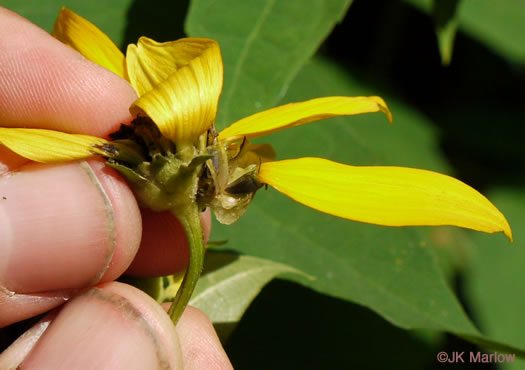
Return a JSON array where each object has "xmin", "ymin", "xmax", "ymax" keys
[{"xmin": 0, "ymin": 7, "xmax": 512, "ymax": 241}]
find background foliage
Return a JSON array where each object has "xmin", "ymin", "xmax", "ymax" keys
[{"xmin": 2, "ymin": 0, "xmax": 525, "ymax": 368}]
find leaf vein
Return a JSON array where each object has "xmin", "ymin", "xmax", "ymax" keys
[{"xmin": 223, "ymin": 0, "xmax": 277, "ymax": 122}]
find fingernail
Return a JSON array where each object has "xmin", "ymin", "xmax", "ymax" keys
[
  {"xmin": 0, "ymin": 286, "xmax": 72, "ymax": 327},
  {"xmin": 0, "ymin": 161, "xmax": 116, "ymax": 292},
  {"xmin": 0, "ymin": 312, "xmax": 56, "ymax": 369},
  {"xmin": 21, "ymin": 287, "xmax": 177, "ymax": 369}
]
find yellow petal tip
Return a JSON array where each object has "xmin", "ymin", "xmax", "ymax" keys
[
  {"xmin": 369, "ymin": 96, "xmax": 393, "ymax": 124},
  {"xmin": 52, "ymin": 7, "xmax": 127, "ymax": 79},
  {"xmin": 502, "ymin": 222, "xmax": 513, "ymax": 242}
]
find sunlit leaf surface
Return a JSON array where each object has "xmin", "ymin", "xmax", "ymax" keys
[
  {"xmin": 186, "ymin": 0, "xmax": 353, "ymax": 128},
  {"xmin": 191, "ymin": 252, "xmax": 305, "ymax": 340}
]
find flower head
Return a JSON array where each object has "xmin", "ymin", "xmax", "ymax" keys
[{"xmin": 0, "ymin": 8, "xmax": 512, "ymax": 241}]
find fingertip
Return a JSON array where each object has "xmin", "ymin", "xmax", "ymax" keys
[
  {"xmin": 86, "ymin": 160, "xmax": 142, "ymax": 282},
  {"xmin": 19, "ymin": 282, "xmax": 183, "ymax": 369},
  {"xmin": 0, "ymin": 7, "xmax": 137, "ymax": 136},
  {"xmin": 176, "ymin": 306, "xmax": 233, "ymax": 370},
  {"xmin": 0, "ymin": 160, "xmax": 141, "ymax": 297}
]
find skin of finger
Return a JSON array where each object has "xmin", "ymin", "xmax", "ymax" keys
[
  {"xmin": 126, "ymin": 208, "xmax": 212, "ymax": 276},
  {"xmin": 20, "ymin": 282, "xmax": 183, "ymax": 369},
  {"xmin": 0, "ymin": 7, "xmax": 143, "ymax": 298},
  {"xmin": 0, "ymin": 7, "xmax": 138, "ymax": 137},
  {"xmin": 0, "ymin": 159, "xmax": 142, "ymax": 326},
  {"xmin": 0, "ymin": 159, "xmax": 141, "ymax": 292},
  {"xmin": 0, "ymin": 146, "xmax": 28, "ymax": 174},
  {"xmin": 0, "ymin": 290, "xmax": 72, "ymax": 328},
  {"xmin": 175, "ymin": 306, "xmax": 233, "ymax": 370}
]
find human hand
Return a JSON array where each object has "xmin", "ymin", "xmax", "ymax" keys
[{"xmin": 0, "ymin": 7, "xmax": 231, "ymax": 368}]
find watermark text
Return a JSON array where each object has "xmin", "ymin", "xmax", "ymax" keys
[{"xmin": 437, "ymin": 351, "xmax": 515, "ymax": 364}]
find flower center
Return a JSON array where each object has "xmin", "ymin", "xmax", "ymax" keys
[{"xmin": 100, "ymin": 118, "xmax": 263, "ymax": 224}]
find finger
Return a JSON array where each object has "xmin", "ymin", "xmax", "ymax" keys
[
  {"xmin": 0, "ymin": 7, "xmax": 137, "ymax": 137},
  {"xmin": 0, "ymin": 9, "xmax": 142, "ymax": 316},
  {"xmin": 0, "ymin": 8, "xmax": 210, "ymax": 277},
  {"xmin": 176, "ymin": 306, "xmax": 233, "ymax": 369},
  {"xmin": 1, "ymin": 283, "xmax": 232, "ymax": 369},
  {"xmin": 126, "ymin": 208, "xmax": 212, "ymax": 276},
  {"xmin": 0, "ymin": 159, "xmax": 142, "ymax": 326},
  {"xmin": 1, "ymin": 282, "xmax": 183, "ymax": 369}
]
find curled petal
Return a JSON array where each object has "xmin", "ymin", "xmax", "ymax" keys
[
  {"xmin": 130, "ymin": 39, "xmax": 223, "ymax": 144},
  {"xmin": 0, "ymin": 128, "xmax": 107, "ymax": 163},
  {"xmin": 219, "ymin": 96, "xmax": 392, "ymax": 141},
  {"xmin": 52, "ymin": 7, "xmax": 127, "ymax": 79},
  {"xmin": 258, "ymin": 158, "xmax": 512, "ymax": 241},
  {"xmin": 126, "ymin": 38, "xmax": 219, "ymax": 97}
]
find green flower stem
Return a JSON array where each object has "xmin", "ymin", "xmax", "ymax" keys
[{"xmin": 167, "ymin": 201, "xmax": 205, "ymax": 325}]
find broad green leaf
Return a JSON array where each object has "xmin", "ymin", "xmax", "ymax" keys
[
  {"xmin": 464, "ymin": 188, "xmax": 525, "ymax": 369},
  {"xmin": 210, "ymin": 56, "xmax": 524, "ymax": 354},
  {"xmin": 185, "ymin": 0, "xmax": 353, "ymax": 129},
  {"xmin": 190, "ymin": 251, "xmax": 304, "ymax": 341},
  {"xmin": 405, "ymin": 0, "xmax": 525, "ymax": 64},
  {"xmin": 460, "ymin": 0, "xmax": 525, "ymax": 64},
  {"xmin": 213, "ymin": 55, "xmax": 457, "ymax": 326}
]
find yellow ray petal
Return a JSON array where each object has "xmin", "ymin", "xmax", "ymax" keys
[
  {"xmin": 126, "ymin": 38, "xmax": 219, "ymax": 97},
  {"xmin": 129, "ymin": 39, "xmax": 223, "ymax": 145},
  {"xmin": 0, "ymin": 128, "xmax": 107, "ymax": 163},
  {"xmin": 219, "ymin": 96, "xmax": 392, "ymax": 141},
  {"xmin": 52, "ymin": 7, "xmax": 127, "ymax": 79},
  {"xmin": 258, "ymin": 158, "xmax": 512, "ymax": 241}
]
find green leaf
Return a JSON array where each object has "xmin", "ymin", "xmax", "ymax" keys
[
  {"xmin": 212, "ymin": 55, "xmax": 457, "ymax": 327},
  {"xmin": 432, "ymin": 0, "xmax": 461, "ymax": 65},
  {"xmin": 185, "ymin": 0, "xmax": 353, "ymax": 129},
  {"xmin": 210, "ymin": 55, "xmax": 525, "ymax": 354},
  {"xmin": 405, "ymin": 0, "xmax": 525, "ymax": 64},
  {"xmin": 190, "ymin": 251, "xmax": 304, "ymax": 341},
  {"xmin": 464, "ymin": 188, "xmax": 525, "ymax": 368}
]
